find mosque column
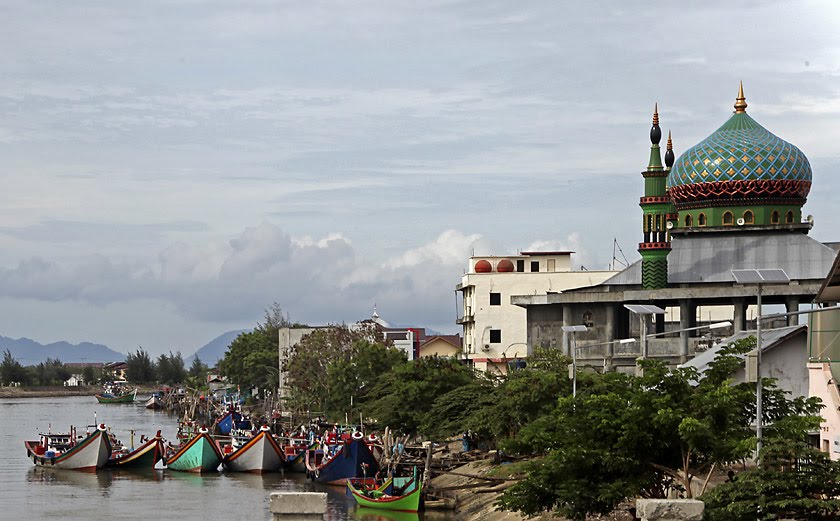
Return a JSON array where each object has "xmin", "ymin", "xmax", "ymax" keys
[
  {"xmin": 733, "ymin": 298, "xmax": 747, "ymax": 333},
  {"xmin": 605, "ymin": 304, "xmax": 616, "ymax": 372},
  {"xmin": 562, "ymin": 304, "xmax": 573, "ymax": 356},
  {"xmin": 785, "ymin": 297, "xmax": 800, "ymax": 327},
  {"xmin": 679, "ymin": 300, "xmax": 696, "ymax": 364}
]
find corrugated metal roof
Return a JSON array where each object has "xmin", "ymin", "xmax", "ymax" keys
[
  {"xmin": 680, "ymin": 324, "xmax": 806, "ymax": 374},
  {"xmin": 604, "ymin": 232, "xmax": 836, "ymax": 286}
]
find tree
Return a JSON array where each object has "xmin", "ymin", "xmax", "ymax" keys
[
  {"xmin": 157, "ymin": 351, "xmax": 187, "ymax": 384},
  {"xmin": 366, "ymin": 356, "xmax": 477, "ymax": 435},
  {"xmin": 497, "ymin": 337, "xmax": 817, "ymax": 520},
  {"xmin": 0, "ymin": 349, "xmax": 30, "ymax": 385},
  {"xmin": 283, "ymin": 324, "xmax": 381, "ymax": 413},
  {"xmin": 125, "ymin": 347, "xmax": 156, "ymax": 384},
  {"xmin": 31, "ymin": 358, "xmax": 71, "ymax": 386},
  {"xmin": 189, "ymin": 356, "xmax": 208, "ymax": 379},
  {"xmin": 703, "ymin": 418, "xmax": 840, "ymax": 520},
  {"xmin": 219, "ymin": 304, "xmax": 298, "ymax": 395},
  {"xmin": 81, "ymin": 365, "xmax": 98, "ymax": 385}
]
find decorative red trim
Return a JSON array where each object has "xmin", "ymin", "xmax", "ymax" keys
[
  {"xmin": 639, "ymin": 196, "xmax": 671, "ymax": 204},
  {"xmin": 638, "ymin": 243, "xmax": 671, "ymax": 250},
  {"xmin": 668, "ymin": 179, "xmax": 810, "ymax": 207}
]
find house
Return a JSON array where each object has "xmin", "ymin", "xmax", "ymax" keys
[{"xmin": 419, "ymin": 335, "xmax": 461, "ymax": 358}]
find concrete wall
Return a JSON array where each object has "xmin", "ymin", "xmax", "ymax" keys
[
  {"xmin": 809, "ymin": 362, "xmax": 840, "ymax": 460},
  {"xmin": 733, "ymin": 330, "xmax": 808, "ymax": 399}
]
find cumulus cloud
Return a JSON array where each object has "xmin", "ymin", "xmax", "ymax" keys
[{"xmin": 0, "ymin": 223, "xmax": 494, "ymax": 331}]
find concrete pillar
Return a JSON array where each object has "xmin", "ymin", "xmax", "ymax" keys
[
  {"xmin": 679, "ymin": 300, "xmax": 695, "ymax": 364},
  {"xmin": 269, "ymin": 492, "xmax": 327, "ymax": 521},
  {"xmin": 786, "ymin": 297, "xmax": 800, "ymax": 327},
  {"xmin": 732, "ymin": 298, "xmax": 747, "ymax": 333},
  {"xmin": 636, "ymin": 499, "xmax": 704, "ymax": 521},
  {"xmin": 605, "ymin": 304, "xmax": 616, "ymax": 372},
  {"xmin": 562, "ymin": 304, "xmax": 573, "ymax": 356}
]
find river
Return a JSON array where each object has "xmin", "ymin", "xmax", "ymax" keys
[{"xmin": 1, "ymin": 395, "xmax": 443, "ymax": 521}]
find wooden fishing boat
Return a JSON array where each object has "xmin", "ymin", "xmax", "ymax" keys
[
  {"xmin": 221, "ymin": 425, "xmax": 283, "ymax": 473},
  {"xmin": 305, "ymin": 433, "xmax": 380, "ymax": 486},
  {"xmin": 108, "ymin": 430, "xmax": 165, "ymax": 469},
  {"xmin": 165, "ymin": 427, "xmax": 222, "ymax": 473},
  {"xmin": 95, "ymin": 386, "xmax": 137, "ymax": 404},
  {"xmin": 24, "ymin": 424, "xmax": 112, "ymax": 472},
  {"xmin": 347, "ymin": 476, "xmax": 423, "ymax": 512},
  {"xmin": 281, "ymin": 438, "xmax": 314, "ymax": 472},
  {"xmin": 144, "ymin": 392, "xmax": 162, "ymax": 410},
  {"xmin": 214, "ymin": 409, "xmax": 251, "ymax": 435}
]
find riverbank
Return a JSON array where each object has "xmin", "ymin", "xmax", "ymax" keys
[{"xmin": 0, "ymin": 385, "xmax": 98, "ymax": 398}]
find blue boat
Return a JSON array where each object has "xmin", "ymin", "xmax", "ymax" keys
[
  {"xmin": 305, "ymin": 434, "xmax": 380, "ymax": 486},
  {"xmin": 214, "ymin": 410, "xmax": 251, "ymax": 436}
]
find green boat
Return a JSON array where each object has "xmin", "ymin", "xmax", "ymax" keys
[
  {"xmin": 347, "ymin": 477, "xmax": 423, "ymax": 512},
  {"xmin": 165, "ymin": 428, "xmax": 222, "ymax": 473},
  {"xmin": 94, "ymin": 390, "xmax": 136, "ymax": 404}
]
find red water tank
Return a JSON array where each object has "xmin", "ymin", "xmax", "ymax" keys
[
  {"xmin": 497, "ymin": 259, "xmax": 514, "ymax": 272},
  {"xmin": 474, "ymin": 260, "xmax": 492, "ymax": 273}
]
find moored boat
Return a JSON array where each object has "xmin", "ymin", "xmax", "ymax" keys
[
  {"xmin": 347, "ymin": 476, "xmax": 423, "ymax": 512},
  {"xmin": 95, "ymin": 383, "xmax": 137, "ymax": 404},
  {"xmin": 24, "ymin": 424, "xmax": 112, "ymax": 472},
  {"xmin": 214, "ymin": 409, "xmax": 251, "ymax": 435},
  {"xmin": 108, "ymin": 430, "xmax": 165, "ymax": 469},
  {"xmin": 144, "ymin": 392, "xmax": 162, "ymax": 410},
  {"xmin": 221, "ymin": 425, "xmax": 283, "ymax": 473},
  {"xmin": 305, "ymin": 434, "xmax": 380, "ymax": 486},
  {"xmin": 165, "ymin": 427, "xmax": 222, "ymax": 473}
]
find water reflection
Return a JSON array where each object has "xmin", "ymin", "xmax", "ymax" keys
[
  {"xmin": 354, "ymin": 507, "xmax": 421, "ymax": 521},
  {"xmin": 27, "ymin": 466, "xmax": 114, "ymax": 491}
]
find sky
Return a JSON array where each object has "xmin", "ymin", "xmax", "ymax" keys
[{"xmin": 0, "ymin": 1, "xmax": 839, "ymax": 357}]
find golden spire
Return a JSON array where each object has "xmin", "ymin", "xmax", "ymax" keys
[
  {"xmin": 653, "ymin": 102, "xmax": 659, "ymax": 125},
  {"xmin": 667, "ymin": 130, "xmax": 673, "ymax": 151},
  {"xmin": 734, "ymin": 81, "xmax": 748, "ymax": 113}
]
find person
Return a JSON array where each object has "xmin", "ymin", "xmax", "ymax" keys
[{"xmin": 725, "ymin": 470, "xmax": 737, "ymax": 483}]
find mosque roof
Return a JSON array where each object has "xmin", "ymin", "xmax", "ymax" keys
[
  {"xmin": 605, "ymin": 231, "xmax": 836, "ymax": 286},
  {"xmin": 667, "ymin": 85, "xmax": 812, "ymax": 209}
]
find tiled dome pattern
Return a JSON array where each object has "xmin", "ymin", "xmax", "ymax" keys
[{"xmin": 667, "ymin": 112, "xmax": 811, "ymax": 207}]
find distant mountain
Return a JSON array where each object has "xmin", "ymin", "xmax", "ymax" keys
[
  {"xmin": 186, "ymin": 330, "xmax": 249, "ymax": 367},
  {"xmin": 0, "ymin": 336, "xmax": 126, "ymax": 366}
]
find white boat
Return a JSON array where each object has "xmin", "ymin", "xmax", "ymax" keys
[
  {"xmin": 221, "ymin": 425, "xmax": 283, "ymax": 473},
  {"xmin": 24, "ymin": 424, "xmax": 112, "ymax": 472}
]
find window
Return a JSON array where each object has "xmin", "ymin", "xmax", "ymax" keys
[
  {"xmin": 516, "ymin": 259, "xmax": 525, "ymax": 272},
  {"xmin": 785, "ymin": 210, "xmax": 794, "ymax": 224},
  {"xmin": 489, "ymin": 329, "xmax": 501, "ymax": 344},
  {"xmin": 723, "ymin": 211, "xmax": 734, "ymax": 225},
  {"xmin": 489, "ymin": 292, "xmax": 501, "ymax": 306},
  {"xmin": 547, "ymin": 259, "xmax": 556, "ymax": 272},
  {"xmin": 684, "ymin": 214, "xmax": 693, "ymax": 227},
  {"xmin": 771, "ymin": 210, "xmax": 780, "ymax": 224},
  {"xmin": 743, "ymin": 210, "xmax": 754, "ymax": 224},
  {"xmin": 698, "ymin": 213, "xmax": 707, "ymax": 226},
  {"xmin": 582, "ymin": 311, "xmax": 594, "ymax": 328},
  {"xmin": 530, "ymin": 261, "xmax": 540, "ymax": 272}
]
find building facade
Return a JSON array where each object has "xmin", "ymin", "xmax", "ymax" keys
[{"xmin": 456, "ymin": 252, "xmax": 618, "ymax": 372}]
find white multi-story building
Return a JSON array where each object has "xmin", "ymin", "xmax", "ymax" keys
[{"xmin": 456, "ymin": 251, "xmax": 618, "ymax": 373}]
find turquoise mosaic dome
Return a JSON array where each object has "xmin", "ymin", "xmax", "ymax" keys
[{"xmin": 667, "ymin": 92, "xmax": 812, "ymax": 209}]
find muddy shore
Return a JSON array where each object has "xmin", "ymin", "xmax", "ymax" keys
[{"xmin": 0, "ymin": 386, "xmax": 99, "ymax": 398}]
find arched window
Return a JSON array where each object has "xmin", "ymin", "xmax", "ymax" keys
[
  {"xmin": 684, "ymin": 214, "xmax": 693, "ymax": 227},
  {"xmin": 698, "ymin": 213, "xmax": 707, "ymax": 226},
  {"xmin": 723, "ymin": 211, "xmax": 734, "ymax": 225},
  {"xmin": 785, "ymin": 210, "xmax": 794, "ymax": 224},
  {"xmin": 743, "ymin": 210, "xmax": 754, "ymax": 224},
  {"xmin": 771, "ymin": 210, "xmax": 780, "ymax": 224}
]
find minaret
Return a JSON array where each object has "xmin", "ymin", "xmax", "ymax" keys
[{"xmin": 638, "ymin": 104, "xmax": 672, "ymax": 289}]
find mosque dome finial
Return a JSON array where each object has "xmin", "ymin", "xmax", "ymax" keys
[
  {"xmin": 664, "ymin": 130, "xmax": 675, "ymax": 169},
  {"xmin": 734, "ymin": 81, "xmax": 748, "ymax": 113}
]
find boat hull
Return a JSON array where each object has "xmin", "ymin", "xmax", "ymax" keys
[
  {"xmin": 25, "ymin": 429, "xmax": 111, "ymax": 472},
  {"xmin": 95, "ymin": 391, "xmax": 136, "ymax": 404},
  {"xmin": 306, "ymin": 438, "xmax": 380, "ymax": 486},
  {"xmin": 165, "ymin": 432, "xmax": 222, "ymax": 473},
  {"xmin": 222, "ymin": 431, "xmax": 283, "ymax": 473},
  {"xmin": 347, "ymin": 479, "xmax": 422, "ymax": 512},
  {"xmin": 108, "ymin": 436, "xmax": 165, "ymax": 469}
]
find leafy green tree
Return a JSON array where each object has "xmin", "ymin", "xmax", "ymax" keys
[
  {"xmin": 703, "ymin": 420, "xmax": 840, "ymax": 520},
  {"xmin": 323, "ymin": 339, "xmax": 406, "ymax": 420},
  {"xmin": 0, "ymin": 349, "xmax": 30, "ymax": 385},
  {"xmin": 367, "ymin": 356, "xmax": 477, "ymax": 435},
  {"xmin": 283, "ymin": 324, "xmax": 380, "ymax": 413},
  {"xmin": 421, "ymin": 378, "xmax": 496, "ymax": 440},
  {"xmin": 219, "ymin": 303, "xmax": 299, "ymax": 394},
  {"xmin": 497, "ymin": 337, "xmax": 818, "ymax": 520},
  {"xmin": 157, "ymin": 351, "xmax": 187, "ymax": 384},
  {"xmin": 31, "ymin": 358, "xmax": 71, "ymax": 386},
  {"xmin": 81, "ymin": 365, "xmax": 98, "ymax": 385},
  {"xmin": 125, "ymin": 347, "xmax": 156, "ymax": 384},
  {"xmin": 189, "ymin": 356, "xmax": 209, "ymax": 379}
]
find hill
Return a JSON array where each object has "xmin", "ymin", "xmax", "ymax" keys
[
  {"xmin": 0, "ymin": 336, "xmax": 125, "ymax": 366},
  {"xmin": 186, "ymin": 329, "xmax": 249, "ymax": 367}
]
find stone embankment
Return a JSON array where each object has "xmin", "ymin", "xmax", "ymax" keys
[{"xmin": 0, "ymin": 385, "xmax": 98, "ymax": 398}]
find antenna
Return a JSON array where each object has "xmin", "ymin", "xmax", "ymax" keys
[{"xmin": 611, "ymin": 238, "xmax": 630, "ymax": 270}]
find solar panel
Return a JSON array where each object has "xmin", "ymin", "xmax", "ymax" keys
[
  {"xmin": 561, "ymin": 325, "xmax": 588, "ymax": 332},
  {"xmin": 623, "ymin": 304, "xmax": 666, "ymax": 315},
  {"xmin": 732, "ymin": 269, "xmax": 790, "ymax": 284}
]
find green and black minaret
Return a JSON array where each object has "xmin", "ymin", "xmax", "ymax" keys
[{"xmin": 638, "ymin": 105, "xmax": 675, "ymax": 289}]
